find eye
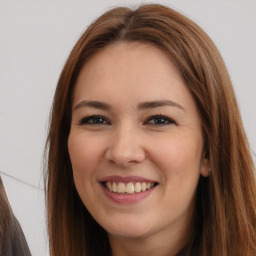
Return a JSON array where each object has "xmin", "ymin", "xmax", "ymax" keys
[
  {"xmin": 146, "ymin": 115, "xmax": 176, "ymax": 125},
  {"xmin": 78, "ymin": 115, "xmax": 110, "ymax": 125}
]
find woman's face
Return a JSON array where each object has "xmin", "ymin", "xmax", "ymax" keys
[{"xmin": 68, "ymin": 42, "xmax": 209, "ymax": 245}]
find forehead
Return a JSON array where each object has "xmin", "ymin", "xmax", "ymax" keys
[
  {"xmin": 74, "ymin": 41, "xmax": 186, "ymax": 100},
  {"xmin": 82, "ymin": 41, "xmax": 181, "ymax": 76}
]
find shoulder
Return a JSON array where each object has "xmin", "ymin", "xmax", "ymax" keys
[{"xmin": 0, "ymin": 176, "xmax": 31, "ymax": 256}]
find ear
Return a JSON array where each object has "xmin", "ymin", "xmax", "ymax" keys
[{"xmin": 200, "ymin": 157, "xmax": 210, "ymax": 177}]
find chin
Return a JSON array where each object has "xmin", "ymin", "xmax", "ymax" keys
[{"xmin": 102, "ymin": 216, "xmax": 153, "ymax": 239}]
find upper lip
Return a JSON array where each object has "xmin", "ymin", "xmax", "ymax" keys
[{"xmin": 98, "ymin": 175, "xmax": 158, "ymax": 183}]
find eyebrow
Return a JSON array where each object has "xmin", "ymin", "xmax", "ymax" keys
[
  {"xmin": 73, "ymin": 100, "xmax": 112, "ymax": 111},
  {"xmin": 138, "ymin": 100, "xmax": 185, "ymax": 111},
  {"xmin": 73, "ymin": 100, "xmax": 185, "ymax": 111}
]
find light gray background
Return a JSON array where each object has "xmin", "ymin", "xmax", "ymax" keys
[{"xmin": 0, "ymin": 1, "xmax": 255, "ymax": 255}]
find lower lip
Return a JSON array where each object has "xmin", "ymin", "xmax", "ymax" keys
[{"xmin": 100, "ymin": 184, "xmax": 156, "ymax": 204}]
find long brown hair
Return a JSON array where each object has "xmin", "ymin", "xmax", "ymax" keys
[
  {"xmin": 45, "ymin": 4, "xmax": 256, "ymax": 256},
  {"xmin": 0, "ymin": 176, "xmax": 32, "ymax": 256},
  {"xmin": 0, "ymin": 176, "xmax": 12, "ymax": 254}
]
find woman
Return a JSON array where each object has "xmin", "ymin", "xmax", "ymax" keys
[
  {"xmin": 45, "ymin": 4, "xmax": 256, "ymax": 256},
  {"xmin": 0, "ymin": 176, "xmax": 31, "ymax": 256}
]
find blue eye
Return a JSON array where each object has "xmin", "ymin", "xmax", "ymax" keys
[
  {"xmin": 79, "ymin": 115, "xmax": 109, "ymax": 125},
  {"xmin": 146, "ymin": 115, "xmax": 175, "ymax": 125}
]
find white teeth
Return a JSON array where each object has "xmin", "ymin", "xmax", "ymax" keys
[
  {"xmin": 117, "ymin": 182, "xmax": 126, "ymax": 193},
  {"xmin": 134, "ymin": 182, "xmax": 142, "ymax": 193},
  {"xmin": 141, "ymin": 182, "xmax": 147, "ymax": 191},
  {"xmin": 106, "ymin": 182, "xmax": 112, "ymax": 191},
  {"xmin": 112, "ymin": 182, "xmax": 117, "ymax": 192},
  {"xmin": 126, "ymin": 183, "xmax": 135, "ymax": 194},
  {"xmin": 105, "ymin": 181, "xmax": 155, "ymax": 194}
]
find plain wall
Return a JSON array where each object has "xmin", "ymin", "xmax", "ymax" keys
[{"xmin": 0, "ymin": 1, "xmax": 255, "ymax": 255}]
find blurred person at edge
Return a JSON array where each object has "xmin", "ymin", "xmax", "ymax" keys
[
  {"xmin": 0, "ymin": 176, "xmax": 31, "ymax": 256},
  {"xmin": 45, "ymin": 3, "xmax": 256, "ymax": 256}
]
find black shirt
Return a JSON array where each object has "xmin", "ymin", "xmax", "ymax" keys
[{"xmin": 0, "ymin": 176, "xmax": 32, "ymax": 256}]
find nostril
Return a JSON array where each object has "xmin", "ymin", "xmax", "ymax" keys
[{"xmin": 104, "ymin": 134, "xmax": 146, "ymax": 167}]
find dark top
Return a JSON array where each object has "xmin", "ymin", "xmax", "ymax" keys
[{"xmin": 0, "ymin": 176, "xmax": 32, "ymax": 256}]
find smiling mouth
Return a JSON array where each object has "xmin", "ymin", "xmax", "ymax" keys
[{"xmin": 102, "ymin": 181, "xmax": 158, "ymax": 194}]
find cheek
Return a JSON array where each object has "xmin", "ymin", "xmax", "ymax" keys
[
  {"xmin": 150, "ymin": 135, "xmax": 203, "ymax": 185},
  {"xmin": 68, "ymin": 135, "xmax": 102, "ymax": 177},
  {"xmin": 68, "ymin": 134, "xmax": 106, "ymax": 211},
  {"xmin": 151, "ymin": 136, "xmax": 202, "ymax": 218}
]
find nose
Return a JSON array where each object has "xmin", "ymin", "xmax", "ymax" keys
[{"xmin": 105, "ymin": 126, "xmax": 146, "ymax": 167}]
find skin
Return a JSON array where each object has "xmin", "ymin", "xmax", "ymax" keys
[{"xmin": 68, "ymin": 42, "xmax": 209, "ymax": 256}]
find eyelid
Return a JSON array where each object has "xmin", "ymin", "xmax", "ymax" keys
[
  {"xmin": 145, "ymin": 114, "xmax": 176, "ymax": 125},
  {"xmin": 78, "ymin": 115, "xmax": 110, "ymax": 125}
]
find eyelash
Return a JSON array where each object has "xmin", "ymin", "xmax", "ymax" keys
[
  {"xmin": 78, "ymin": 115, "xmax": 110, "ymax": 125},
  {"xmin": 78, "ymin": 115, "xmax": 176, "ymax": 126},
  {"xmin": 145, "ymin": 115, "xmax": 176, "ymax": 125}
]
